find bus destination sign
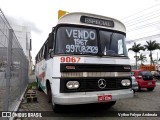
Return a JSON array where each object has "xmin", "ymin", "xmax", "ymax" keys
[{"xmin": 80, "ymin": 16, "xmax": 114, "ymax": 27}]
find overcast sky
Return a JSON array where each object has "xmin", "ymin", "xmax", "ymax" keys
[{"xmin": 1, "ymin": 0, "xmax": 160, "ymax": 64}]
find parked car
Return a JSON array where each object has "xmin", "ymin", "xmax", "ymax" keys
[
  {"xmin": 131, "ymin": 75, "xmax": 138, "ymax": 93},
  {"xmin": 132, "ymin": 70, "xmax": 156, "ymax": 91},
  {"xmin": 151, "ymin": 71, "xmax": 160, "ymax": 81}
]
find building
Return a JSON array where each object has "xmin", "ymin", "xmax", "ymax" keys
[{"xmin": 11, "ymin": 25, "xmax": 33, "ymax": 76}]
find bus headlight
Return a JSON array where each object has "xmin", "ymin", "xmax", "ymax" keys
[
  {"xmin": 66, "ymin": 81, "xmax": 80, "ymax": 89},
  {"xmin": 121, "ymin": 79, "xmax": 131, "ymax": 86}
]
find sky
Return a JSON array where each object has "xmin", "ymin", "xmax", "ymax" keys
[{"xmin": 1, "ymin": 0, "xmax": 160, "ymax": 64}]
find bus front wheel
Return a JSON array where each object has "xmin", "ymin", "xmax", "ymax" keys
[
  {"xmin": 52, "ymin": 104, "xmax": 60, "ymax": 113},
  {"xmin": 47, "ymin": 82, "xmax": 60, "ymax": 113}
]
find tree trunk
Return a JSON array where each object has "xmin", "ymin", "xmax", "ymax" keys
[
  {"xmin": 136, "ymin": 52, "xmax": 137, "ymax": 70},
  {"xmin": 150, "ymin": 51, "xmax": 152, "ymax": 65}
]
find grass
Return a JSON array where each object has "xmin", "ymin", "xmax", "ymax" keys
[{"xmin": 28, "ymin": 82, "xmax": 37, "ymax": 90}]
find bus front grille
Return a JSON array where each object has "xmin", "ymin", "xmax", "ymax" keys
[
  {"xmin": 61, "ymin": 72, "xmax": 130, "ymax": 78},
  {"xmin": 60, "ymin": 77, "xmax": 131, "ymax": 93}
]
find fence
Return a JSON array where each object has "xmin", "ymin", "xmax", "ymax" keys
[{"xmin": 0, "ymin": 9, "xmax": 29, "ymax": 112}]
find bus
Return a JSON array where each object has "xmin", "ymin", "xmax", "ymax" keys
[{"xmin": 35, "ymin": 12, "xmax": 133, "ymax": 112}]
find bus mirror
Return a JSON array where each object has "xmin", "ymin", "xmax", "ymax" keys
[
  {"xmin": 52, "ymin": 27, "xmax": 55, "ymax": 31},
  {"xmin": 50, "ymin": 51, "xmax": 54, "ymax": 58},
  {"xmin": 48, "ymin": 33, "xmax": 54, "ymax": 49}
]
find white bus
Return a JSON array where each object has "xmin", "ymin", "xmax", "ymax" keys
[{"xmin": 35, "ymin": 12, "xmax": 133, "ymax": 112}]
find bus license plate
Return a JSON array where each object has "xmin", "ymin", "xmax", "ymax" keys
[
  {"xmin": 148, "ymin": 82, "xmax": 152, "ymax": 85},
  {"xmin": 98, "ymin": 95, "xmax": 112, "ymax": 102}
]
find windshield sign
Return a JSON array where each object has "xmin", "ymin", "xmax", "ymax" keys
[
  {"xmin": 55, "ymin": 26, "xmax": 128, "ymax": 57},
  {"xmin": 55, "ymin": 27, "xmax": 98, "ymax": 54}
]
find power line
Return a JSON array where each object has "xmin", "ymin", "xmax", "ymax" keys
[
  {"xmin": 124, "ymin": 10, "xmax": 160, "ymax": 26},
  {"xmin": 127, "ymin": 20, "xmax": 160, "ymax": 32},
  {"xmin": 123, "ymin": 4, "xmax": 160, "ymax": 45},
  {"xmin": 126, "ymin": 34, "xmax": 160, "ymax": 44},
  {"xmin": 124, "ymin": 8, "xmax": 160, "ymax": 24},
  {"xmin": 121, "ymin": 10, "xmax": 160, "ymax": 32},
  {"xmin": 127, "ymin": 29, "xmax": 160, "ymax": 37},
  {"xmin": 126, "ymin": 15, "xmax": 160, "ymax": 27},
  {"xmin": 122, "ymin": 3, "xmax": 160, "ymax": 20}
]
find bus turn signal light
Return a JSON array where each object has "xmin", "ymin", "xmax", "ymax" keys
[{"xmin": 66, "ymin": 66, "xmax": 75, "ymax": 69}]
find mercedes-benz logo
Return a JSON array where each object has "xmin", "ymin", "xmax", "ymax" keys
[{"xmin": 98, "ymin": 79, "xmax": 106, "ymax": 89}]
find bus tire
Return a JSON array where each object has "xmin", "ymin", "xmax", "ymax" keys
[
  {"xmin": 47, "ymin": 82, "xmax": 52, "ymax": 103},
  {"xmin": 52, "ymin": 104, "xmax": 60, "ymax": 113},
  {"xmin": 47, "ymin": 82, "xmax": 60, "ymax": 113}
]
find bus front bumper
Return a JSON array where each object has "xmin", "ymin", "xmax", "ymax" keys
[{"xmin": 53, "ymin": 89, "xmax": 133, "ymax": 105}]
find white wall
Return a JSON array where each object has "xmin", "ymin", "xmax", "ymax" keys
[{"xmin": 11, "ymin": 25, "xmax": 31, "ymax": 57}]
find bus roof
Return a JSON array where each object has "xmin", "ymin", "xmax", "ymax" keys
[{"xmin": 58, "ymin": 12, "xmax": 126, "ymax": 33}]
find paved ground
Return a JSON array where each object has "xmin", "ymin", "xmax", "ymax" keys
[{"xmin": 17, "ymin": 81, "xmax": 160, "ymax": 120}]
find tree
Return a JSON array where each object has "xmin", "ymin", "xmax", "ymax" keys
[
  {"xmin": 144, "ymin": 40, "xmax": 160, "ymax": 65},
  {"xmin": 138, "ymin": 53, "xmax": 147, "ymax": 65},
  {"xmin": 153, "ymin": 58, "xmax": 160, "ymax": 64},
  {"xmin": 128, "ymin": 42, "xmax": 145, "ymax": 69}
]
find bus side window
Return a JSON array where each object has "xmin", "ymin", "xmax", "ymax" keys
[
  {"xmin": 35, "ymin": 56, "xmax": 37, "ymax": 64},
  {"xmin": 44, "ymin": 42, "xmax": 49, "ymax": 59},
  {"xmin": 42, "ymin": 45, "xmax": 45, "ymax": 59},
  {"xmin": 48, "ymin": 33, "xmax": 54, "ymax": 49},
  {"xmin": 38, "ymin": 53, "xmax": 40, "ymax": 62},
  {"xmin": 40, "ymin": 49, "xmax": 43, "ymax": 60}
]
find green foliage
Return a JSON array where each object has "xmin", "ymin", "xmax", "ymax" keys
[
  {"xmin": 144, "ymin": 40, "xmax": 160, "ymax": 64},
  {"xmin": 144, "ymin": 40, "xmax": 160, "ymax": 51},
  {"xmin": 128, "ymin": 42, "xmax": 145, "ymax": 53},
  {"xmin": 128, "ymin": 42, "xmax": 145, "ymax": 69},
  {"xmin": 28, "ymin": 82, "xmax": 37, "ymax": 90},
  {"xmin": 138, "ymin": 53, "xmax": 147, "ymax": 64}
]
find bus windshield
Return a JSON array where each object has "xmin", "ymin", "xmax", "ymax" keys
[
  {"xmin": 99, "ymin": 30, "xmax": 128, "ymax": 56},
  {"xmin": 55, "ymin": 26, "xmax": 128, "ymax": 57}
]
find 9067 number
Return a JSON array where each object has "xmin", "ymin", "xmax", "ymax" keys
[{"xmin": 60, "ymin": 57, "xmax": 81, "ymax": 63}]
